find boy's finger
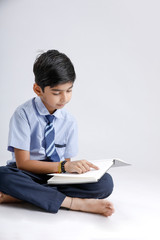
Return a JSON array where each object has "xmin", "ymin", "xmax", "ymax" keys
[{"xmin": 87, "ymin": 162, "xmax": 99, "ymax": 170}]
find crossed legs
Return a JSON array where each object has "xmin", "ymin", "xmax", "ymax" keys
[{"xmin": 0, "ymin": 166, "xmax": 114, "ymax": 217}]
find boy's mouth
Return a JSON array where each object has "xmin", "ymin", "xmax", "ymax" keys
[{"xmin": 57, "ymin": 103, "xmax": 65, "ymax": 107}]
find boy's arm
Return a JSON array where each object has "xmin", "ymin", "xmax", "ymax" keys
[
  {"xmin": 14, "ymin": 148, "xmax": 60, "ymax": 174},
  {"xmin": 65, "ymin": 158, "xmax": 71, "ymax": 162},
  {"xmin": 15, "ymin": 149, "xmax": 98, "ymax": 174}
]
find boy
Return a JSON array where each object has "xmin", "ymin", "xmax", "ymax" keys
[{"xmin": 0, "ymin": 50, "xmax": 114, "ymax": 217}]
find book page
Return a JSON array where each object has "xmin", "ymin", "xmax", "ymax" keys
[
  {"xmin": 52, "ymin": 160, "xmax": 113, "ymax": 179},
  {"xmin": 48, "ymin": 159, "xmax": 130, "ymax": 184}
]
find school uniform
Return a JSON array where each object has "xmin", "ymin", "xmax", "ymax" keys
[{"xmin": 0, "ymin": 97, "xmax": 113, "ymax": 213}]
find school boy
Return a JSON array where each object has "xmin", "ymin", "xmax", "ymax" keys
[{"xmin": 0, "ymin": 50, "xmax": 114, "ymax": 217}]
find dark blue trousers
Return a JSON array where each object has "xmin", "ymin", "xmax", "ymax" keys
[{"xmin": 0, "ymin": 163, "xmax": 114, "ymax": 213}]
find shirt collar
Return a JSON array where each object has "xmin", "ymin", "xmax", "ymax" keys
[{"xmin": 34, "ymin": 96, "xmax": 63, "ymax": 119}]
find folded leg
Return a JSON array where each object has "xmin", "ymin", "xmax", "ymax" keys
[
  {"xmin": 57, "ymin": 173, "xmax": 114, "ymax": 199},
  {"xmin": 0, "ymin": 165, "xmax": 65, "ymax": 213}
]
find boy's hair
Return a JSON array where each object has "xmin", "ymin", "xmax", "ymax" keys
[{"xmin": 33, "ymin": 50, "xmax": 76, "ymax": 91}]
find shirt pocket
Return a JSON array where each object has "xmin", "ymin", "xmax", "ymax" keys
[
  {"xmin": 55, "ymin": 144, "xmax": 66, "ymax": 160},
  {"xmin": 55, "ymin": 144, "xmax": 66, "ymax": 148}
]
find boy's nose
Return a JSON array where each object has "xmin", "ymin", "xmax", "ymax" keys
[{"xmin": 60, "ymin": 93, "xmax": 67, "ymax": 103}]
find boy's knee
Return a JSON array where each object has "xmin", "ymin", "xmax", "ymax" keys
[{"xmin": 99, "ymin": 173, "xmax": 114, "ymax": 198}]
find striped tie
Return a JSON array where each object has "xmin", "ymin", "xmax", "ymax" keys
[{"xmin": 45, "ymin": 115, "xmax": 60, "ymax": 162}]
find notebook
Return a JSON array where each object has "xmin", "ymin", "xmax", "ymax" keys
[{"xmin": 47, "ymin": 158, "xmax": 130, "ymax": 185}]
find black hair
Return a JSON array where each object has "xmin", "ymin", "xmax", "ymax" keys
[{"xmin": 33, "ymin": 50, "xmax": 76, "ymax": 91}]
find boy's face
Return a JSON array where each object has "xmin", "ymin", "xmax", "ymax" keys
[{"xmin": 33, "ymin": 82, "xmax": 73, "ymax": 114}]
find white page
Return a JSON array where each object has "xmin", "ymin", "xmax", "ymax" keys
[
  {"xmin": 51, "ymin": 159, "xmax": 114, "ymax": 179},
  {"xmin": 48, "ymin": 159, "xmax": 130, "ymax": 184}
]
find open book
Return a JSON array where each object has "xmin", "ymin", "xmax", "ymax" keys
[{"xmin": 47, "ymin": 159, "xmax": 130, "ymax": 185}]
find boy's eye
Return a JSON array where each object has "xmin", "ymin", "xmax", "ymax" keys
[{"xmin": 52, "ymin": 89, "xmax": 72, "ymax": 95}]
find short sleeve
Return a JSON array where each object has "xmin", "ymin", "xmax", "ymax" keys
[
  {"xmin": 8, "ymin": 109, "xmax": 31, "ymax": 152},
  {"xmin": 64, "ymin": 119, "xmax": 78, "ymax": 158}
]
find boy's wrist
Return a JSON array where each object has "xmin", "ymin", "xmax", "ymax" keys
[
  {"xmin": 57, "ymin": 161, "xmax": 67, "ymax": 173},
  {"xmin": 61, "ymin": 160, "xmax": 67, "ymax": 173},
  {"xmin": 58, "ymin": 162, "xmax": 62, "ymax": 173}
]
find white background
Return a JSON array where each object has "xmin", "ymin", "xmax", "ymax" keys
[
  {"xmin": 0, "ymin": 1, "xmax": 160, "ymax": 239},
  {"xmin": 0, "ymin": 0, "xmax": 160, "ymax": 170},
  {"xmin": 0, "ymin": 0, "xmax": 160, "ymax": 171}
]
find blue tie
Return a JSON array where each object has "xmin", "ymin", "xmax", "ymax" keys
[{"xmin": 45, "ymin": 115, "xmax": 60, "ymax": 162}]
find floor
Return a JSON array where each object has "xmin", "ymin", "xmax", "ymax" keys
[{"xmin": 0, "ymin": 165, "xmax": 159, "ymax": 240}]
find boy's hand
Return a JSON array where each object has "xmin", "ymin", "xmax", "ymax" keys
[{"xmin": 64, "ymin": 160, "xmax": 99, "ymax": 174}]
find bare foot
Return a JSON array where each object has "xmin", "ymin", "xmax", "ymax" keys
[
  {"xmin": 0, "ymin": 192, "xmax": 22, "ymax": 203},
  {"xmin": 61, "ymin": 197, "xmax": 114, "ymax": 217}
]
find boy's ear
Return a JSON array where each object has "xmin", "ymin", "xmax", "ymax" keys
[{"xmin": 33, "ymin": 83, "xmax": 43, "ymax": 96}]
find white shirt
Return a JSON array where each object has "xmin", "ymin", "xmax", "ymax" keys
[{"xmin": 7, "ymin": 96, "xmax": 78, "ymax": 163}]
